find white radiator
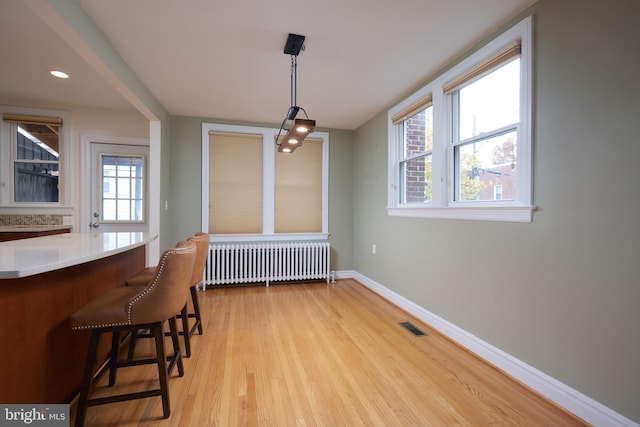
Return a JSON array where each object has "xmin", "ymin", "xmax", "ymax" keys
[{"xmin": 203, "ymin": 241, "xmax": 330, "ymax": 287}]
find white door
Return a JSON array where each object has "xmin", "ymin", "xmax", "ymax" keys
[{"xmin": 89, "ymin": 142, "xmax": 150, "ymax": 232}]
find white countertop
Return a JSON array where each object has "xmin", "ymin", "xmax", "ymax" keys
[{"xmin": 0, "ymin": 232, "xmax": 158, "ymax": 279}]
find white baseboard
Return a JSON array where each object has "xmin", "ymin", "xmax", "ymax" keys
[{"xmin": 333, "ymin": 271, "xmax": 637, "ymax": 427}]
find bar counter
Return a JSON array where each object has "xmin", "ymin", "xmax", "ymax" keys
[{"xmin": 0, "ymin": 232, "xmax": 158, "ymax": 404}]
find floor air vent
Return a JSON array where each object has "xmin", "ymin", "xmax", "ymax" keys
[{"xmin": 399, "ymin": 321, "xmax": 427, "ymax": 337}]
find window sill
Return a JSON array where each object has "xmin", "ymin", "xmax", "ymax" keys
[
  {"xmin": 209, "ymin": 233, "xmax": 330, "ymax": 243},
  {"xmin": 0, "ymin": 205, "xmax": 75, "ymax": 216},
  {"xmin": 387, "ymin": 205, "xmax": 534, "ymax": 223}
]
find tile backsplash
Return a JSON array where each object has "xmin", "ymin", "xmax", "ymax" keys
[{"xmin": 0, "ymin": 214, "xmax": 64, "ymax": 226}]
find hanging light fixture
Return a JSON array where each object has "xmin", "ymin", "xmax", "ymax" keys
[{"xmin": 276, "ymin": 33, "xmax": 316, "ymax": 153}]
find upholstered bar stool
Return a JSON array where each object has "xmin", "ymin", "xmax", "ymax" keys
[
  {"xmin": 70, "ymin": 240, "xmax": 196, "ymax": 427},
  {"xmin": 126, "ymin": 232, "xmax": 209, "ymax": 358}
]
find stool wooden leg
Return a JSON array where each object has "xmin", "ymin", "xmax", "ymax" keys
[
  {"xmin": 190, "ymin": 286, "xmax": 203, "ymax": 335},
  {"xmin": 108, "ymin": 331, "xmax": 120, "ymax": 386},
  {"xmin": 180, "ymin": 304, "xmax": 191, "ymax": 357},
  {"xmin": 167, "ymin": 317, "xmax": 184, "ymax": 377},
  {"xmin": 75, "ymin": 330, "xmax": 101, "ymax": 427},
  {"xmin": 127, "ymin": 329, "xmax": 138, "ymax": 361},
  {"xmin": 151, "ymin": 323, "xmax": 170, "ymax": 419}
]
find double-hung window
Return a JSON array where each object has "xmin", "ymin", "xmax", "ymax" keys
[
  {"xmin": 388, "ymin": 17, "xmax": 533, "ymax": 222},
  {"xmin": 392, "ymin": 97, "xmax": 434, "ymax": 204},
  {"xmin": 1, "ymin": 107, "xmax": 71, "ymax": 207},
  {"xmin": 447, "ymin": 40, "xmax": 521, "ymax": 204}
]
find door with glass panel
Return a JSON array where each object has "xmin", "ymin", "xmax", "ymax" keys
[{"xmin": 90, "ymin": 143, "xmax": 149, "ymax": 232}]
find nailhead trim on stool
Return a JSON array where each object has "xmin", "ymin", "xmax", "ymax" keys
[
  {"xmin": 126, "ymin": 232, "xmax": 209, "ymax": 358},
  {"xmin": 70, "ymin": 241, "xmax": 196, "ymax": 427}
]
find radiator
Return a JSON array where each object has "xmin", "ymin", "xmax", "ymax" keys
[{"xmin": 203, "ymin": 241, "xmax": 330, "ymax": 287}]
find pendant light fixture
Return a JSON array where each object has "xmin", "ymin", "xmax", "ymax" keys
[{"xmin": 276, "ymin": 33, "xmax": 316, "ymax": 153}]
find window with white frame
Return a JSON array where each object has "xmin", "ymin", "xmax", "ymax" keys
[
  {"xmin": 100, "ymin": 154, "xmax": 145, "ymax": 222},
  {"xmin": 202, "ymin": 123, "xmax": 329, "ymax": 241},
  {"xmin": 392, "ymin": 97, "xmax": 434, "ymax": 204},
  {"xmin": 388, "ymin": 16, "xmax": 533, "ymax": 222},
  {"xmin": 1, "ymin": 107, "xmax": 71, "ymax": 207}
]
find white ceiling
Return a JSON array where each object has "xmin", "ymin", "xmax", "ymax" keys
[{"xmin": 0, "ymin": 0, "xmax": 536, "ymax": 130}]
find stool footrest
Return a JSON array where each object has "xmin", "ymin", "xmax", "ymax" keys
[
  {"xmin": 86, "ymin": 388, "xmax": 164, "ymax": 407},
  {"xmin": 115, "ymin": 357, "xmax": 158, "ymax": 368}
]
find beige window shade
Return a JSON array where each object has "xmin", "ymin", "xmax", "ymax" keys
[
  {"xmin": 209, "ymin": 132, "xmax": 263, "ymax": 234},
  {"xmin": 391, "ymin": 95, "xmax": 433, "ymax": 124},
  {"xmin": 275, "ymin": 138, "xmax": 322, "ymax": 233},
  {"xmin": 443, "ymin": 40, "xmax": 521, "ymax": 94},
  {"xmin": 2, "ymin": 113, "xmax": 63, "ymax": 126}
]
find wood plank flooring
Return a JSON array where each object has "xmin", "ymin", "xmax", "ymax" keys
[{"xmin": 71, "ymin": 279, "xmax": 588, "ymax": 426}]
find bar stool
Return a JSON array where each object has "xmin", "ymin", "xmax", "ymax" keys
[
  {"xmin": 126, "ymin": 232, "xmax": 209, "ymax": 358},
  {"xmin": 70, "ymin": 240, "xmax": 196, "ymax": 427}
]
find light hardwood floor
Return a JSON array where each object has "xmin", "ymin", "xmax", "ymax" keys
[{"xmin": 71, "ymin": 279, "xmax": 588, "ymax": 426}]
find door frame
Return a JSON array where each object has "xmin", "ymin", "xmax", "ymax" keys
[
  {"xmin": 80, "ymin": 136, "xmax": 151, "ymax": 241},
  {"xmin": 89, "ymin": 142, "xmax": 149, "ymax": 232}
]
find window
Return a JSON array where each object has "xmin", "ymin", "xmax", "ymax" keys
[
  {"xmin": 449, "ymin": 42, "xmax": 520, "ymax": 203},
  {"xmin": 100, "ymin": 154, "xmax": 145, "ymax": 222},
  {"xmin": 202, "ymin": 123, "xmax": 329, "ymax": 241},
  {"xmin": 388, "ymin": 17, "xmax": 533, "ymax": 222},
  {"xmin": 208, "ymin": 132, "xmax": 263, "ymax": 234},
  {"xmin": 392, "ymin": 97, "xmax": 434, "ymax": 204},
  {"xmin": 2, "ymin": 111, "xmax": 68, "ymax": 205},
  {"xmin": 1, "ymin": 107, "xmax": 71, "ymax": 208},
  {"xmin": 274, "ymin": 138, "xmax": 323, "ymax": 233}
]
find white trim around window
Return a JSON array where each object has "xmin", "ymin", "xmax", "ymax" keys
[
  {"xmin": 387, "ymin": 16, "xmax": 534, "ymax": 223},
  {"xmin": 0, "ymin": 105, "xmax": 72, "ymax": 212}
]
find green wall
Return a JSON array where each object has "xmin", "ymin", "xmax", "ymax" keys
[
  {"xmin": 165, "ymin": 116, "xmax": 203, "ymax": 247},
  {"xmin": 352, "ymin": 0, "xmax": 640, "ymax": 422},
  {"xmin": 165, "ymin": 117, "xmax": 354, "ymax": 272}
]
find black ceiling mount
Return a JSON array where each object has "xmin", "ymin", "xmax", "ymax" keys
[{"xmin": 284, "ymin": 33, "xmax": 305, "ymax": 56}]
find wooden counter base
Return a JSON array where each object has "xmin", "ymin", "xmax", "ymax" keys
[{"xmin": 0, "ymin": 245, "xmax": 145, "ymax": 403}]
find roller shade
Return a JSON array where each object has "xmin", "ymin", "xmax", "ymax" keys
[
  {"xmin": 2, "ymin": 113, "xmax": 62, "ymax": 126},
  {"xmin": 391, "ymin": 95, "xmax": 432, "ymax": 124},
  {"xmin": 443, "ymin": 40, "xmax": 521, "ymax": 94},
  {"xmin": 208, "ymin": 132, "xmax": 263, "ymax": 234},
  {"xmin": 274, "ymin": 138, "xmax": 323, "ymax": 233}
]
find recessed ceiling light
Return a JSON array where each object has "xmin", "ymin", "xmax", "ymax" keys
[{"xmin": 49, "ymin": 70, "xmax": 69, "ymax": 79}]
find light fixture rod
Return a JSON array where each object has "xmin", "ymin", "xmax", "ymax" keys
[{"xmin": 291, "ymin": 55, "xmax": 297, "ymax": 108}]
